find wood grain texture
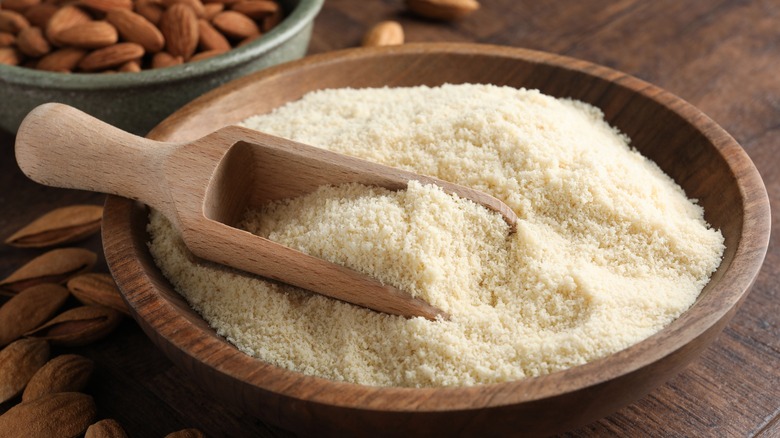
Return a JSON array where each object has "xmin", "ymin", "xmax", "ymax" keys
[
  {"xmin": 2, "ymin": 1, "xmax": 779, "ymax": 436},
  {"xmin": 101, "ymin": 43, "xmax": 769, "ymax": 437}
]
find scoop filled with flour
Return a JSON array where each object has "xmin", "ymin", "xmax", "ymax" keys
[{"xmin": 147, "ymin": 84, "xmax": 725, "ymax": 387}]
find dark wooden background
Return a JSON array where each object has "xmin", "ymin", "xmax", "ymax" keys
[{"xmin": 1, "ymin": 0, "xmax": 779, "ymax": 436}]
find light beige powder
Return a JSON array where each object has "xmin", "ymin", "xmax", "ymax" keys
[{"xmin": 147, "ymin": 84, "xmax": 725, "ymax": 387}]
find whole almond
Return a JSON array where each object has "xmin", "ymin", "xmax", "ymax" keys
[
  {"xmin": 162, "ymin": 0, "xmax": 206, "ymax": 17},
  {"xmin": 134, "ymin": 0, "xmax": 164, "ymax": 25},
  {"xmin": 36, "ymin": 46, "xmax": 87, "ymax": 71},
  {"xmin": 16, "ymin": 26, "xmax": 51, "ymax": 56},
  {"xmin": 1, "ymin": 0, "xmax": 41, "ymax": 13},
  {"xmin": 196, "ymin": 18, "xmax": 229, "ymax": 52},
  {"xmin": 211, "ymin": 10, "xmax": 258, "ymax": 39},
  {"xmin": 106, "ymin": 9, "xmax": 165, "ymax": 53},
  {"xmin": 0, "ymin": 248, "xmax": 96, "ymax": 295},
  {"xmin": 165, "ymin": 429, "xmax": 206, "ymax": 438},
  {"xmin": 86, "ymin": 419, "xmax": 129, "ymax": 438},
  {"xmin": 189, "ymin": 48, "xmax": 221, "ymax": 61},
  {"xmin": 0, "ymin": 392, "xmax": 96, "ymax": 438},
  {"xmin": 46, "ymin": 5, "xmax": 91, "ymax": 46},
  {"xmin": 0, "ymin": 10, "xmax": 30, "ymax": 35},
  {"xmin": 0, "ymin": 283, "xmax": 69, "ymax": 347},
  {"xmin": 77, "ymin": 0, "xmax": 133, "ymax": 13},
  {"xmin": 260, "ymin": 8, "xmax": 280, "ymax": 32},
  {"xmin": 0, "ymin": 32, "xmax": 15, "ymax": 47},
  {"xmin": 5, "ymin": 205, "xmax": 104, "ymax": 248},
  {"xmin": 0, "ymin": 338, "xmax": 49, "ymax": 403},
  {"xmin": 362, "ymin": 21, "xmax": 404, "ymax": 47},
  {"xmin": 236, "ymin": 32, "xmax": 260, "ymax": 46},
  {"xmin": 55, "ymin": 21, "xmax": 118, "ymax": 48},
  {"xmin": 0, "ymin": 47, "xmax": 21, "ymax": 65},
  {"xmin": 405, "ymin": 0, "xmax": 480, "ymax": 21},
  {"xmin": 118, "ymin": 59, "xmax": 141, "ymax": 71},
  {"xmin": 67, "ymin": 273, "xmax": 130, "ymax": 315},
  {"xmin": 230, "ymin": 0, "xmax": 277, "ymax": 19},
  {"xmin": 23, "ymin": 3, "xmax": 58, "ymax": 28},
  {"xmin": 22, "ymin": 354, "xmax": 94, "ymax": 402},
  {"xmin": 202, "ymin": 0, "xmax": 241, "ymax": 5},
  {"xmin": 160, "ymin": 3, "xmax": 198, "ymax": 59},
  {"xmin": 202, "ymin": 2, "xmax": 223, "ymax": 20},
  {"xmin": 78, "ymin": 42, "xmax": 144, "ymax": 71},
  {"xmin": 151, "ymin": 50, "xmax": 182, "ymax": 68},
  {"xmin": 25, "ymin": 305, "xmax": 122, "ymax": 346}
]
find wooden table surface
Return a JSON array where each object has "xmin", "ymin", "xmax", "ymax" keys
[{"xmin": 2, "ymin": 1, "xmax": 779, "ymax": 436}]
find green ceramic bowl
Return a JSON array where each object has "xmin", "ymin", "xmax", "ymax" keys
[{"xmin": 0, "ymin": 0, "xmax": 323, "ymax": 135}]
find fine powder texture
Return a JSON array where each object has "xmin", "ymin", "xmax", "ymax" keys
[{"xmin": 147, "ymin": 84, "xmax": 725, "ymax": 387}]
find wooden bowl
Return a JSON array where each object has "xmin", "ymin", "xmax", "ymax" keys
[{"xmin": 102, "ymin": 43, "xmax": 770, "ymax": 437}]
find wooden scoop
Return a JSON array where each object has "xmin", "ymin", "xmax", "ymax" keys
[{"xmin": 15, "ymin": 103, "xmax": 518, "ymax": 321}]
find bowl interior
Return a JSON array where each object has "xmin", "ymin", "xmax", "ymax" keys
[{"xmin": 103, "ymin": 43, "xmax": 770, "ymax": 436}]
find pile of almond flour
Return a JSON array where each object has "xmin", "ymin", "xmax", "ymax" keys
[{"xmin": 147, "ymin": 84, "xmax": 724, "ymax": 387}]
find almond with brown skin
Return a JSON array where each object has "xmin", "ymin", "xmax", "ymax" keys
[
  {"xmin": 260, "ymin": 8, "xmax": 280, "ymax": 32},
  {"xmin": 151, "ymin": 50, "xmax": 182, "ymax": 68},
  {"xmin": 55, "ymin": 20, "xmax": 118, "ymax": 48},
  {"xmin": 0, "ymin": 10, "xmax": 30, "ymax": 34},
  {"xmin": 229, "ymin": 0, "xmax": 277, "ymax": 19},
  {"xmin": 22, "ymin": 354, "xmax": 94, "ymax": 402},
  {"xmin": 23, "ymin": 3, "xmax": 58, "ymax": 28},
  {"xmin": 0, "ymin": 248, "xmax": 96, "ymax": 295},
  {"xmin": 78, "ymin": 41, "xmax": 144, "ymax": 71},
  {"xmin": 25, "ymin": 305, "xmax": 122, "ymax": 346},
  {"xmin": 405, "ymin": 0, "xmax": 480, "ymax": 21},
  {"xmin": 162, "ymin": 0, "xmax": 206, "ymax": 17},
  {"xmin": 77, "ymin": 0, "xmax": 133, "ymax": 13},
  {"xmin": 203, "ymin": 0, "xmax": 241, "ymax": 5},
  {"xmin": 211, "ymin": 10, "xmax": 258, "ymax": 39},
  {"xmin": 46, "ymin": 5, "xmax": 91, "ymax": 46},
  {"xmin": 0, "ymin": 32, "xmax": 15, "ymax": 47},
  {"xmin": 196, "ymin": 18, "xmax": 229, "ymax": 51},
  {"xmin": 202, "ymin": 2, "xmax": 223, "ymax": 20},
  {"xmin": 1, "ymin": 0, "xmax": 41, "ymax": 13},
  {"xmin": 134, "ymin": 0, "xmax": 164, "ymax": 25},
  {"xmin": 0, "ymin": 283, "xmax": 69, "ymax": 347},
  {"xmin": 189, "ymin": 48, "xmax": 221, "ymax": 61},
  {"xmin": 67, "ymin": 273, "xmax": 130, "ymax": 315},
  {"xmin": 0, "ymin": 338, "xmax": 49, "ymax": 403},
  {"xmin": 0, "ymin": 392, "xmax": 96, "ymax": 438},
  {"xmin": 160, "ymin": 3, "xmax": 198, "ymax": 59},
  {"xmin": 0, "ymin": 47, "xmax": 21, "ymax": 65},
  {"xmin": 5, "ymin": 205, "xmax": 103, "ymax": 248},
  {"xmin": 362, "ymin": 20, "xmax": 404, "ymax": 47},
  {"xmin": 118, "ymin": 59, "xmax": 141, "ymax": 71},
  {"xmin": 86, "ymin": 419, "xmax": 129, "ymax": 438},
  {"xmin": 236, "ymin": 32, "xmax": 260, "ymax": 46},
  {"xmin": 16, "ymin": 26, "xmax": 51, "ymax": 57},
  {"xmin": 106, "ymin": 9, "xmax": 165, "ymax": 52},
  {"xmin": 36, "ymin": 46, "xmax": 87, "ymax": 71}
]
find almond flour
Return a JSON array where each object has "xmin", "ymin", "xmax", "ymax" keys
[{"xmin": 147, "ymin": 84, "xmax": 725, "ymax": 387}]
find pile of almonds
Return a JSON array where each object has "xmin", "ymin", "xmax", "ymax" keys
[
  {"xmin": 0, "ymin": 205, "xmax": 203, "ymax": 437},
  {"xmin": 0, "ymin": 0, "xmax": 283, "ymax": 72}
]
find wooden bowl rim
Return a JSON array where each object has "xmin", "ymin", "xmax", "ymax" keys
[{"xmin": 104, "ymin": 42, "xmax": 771, "ymax": 412}]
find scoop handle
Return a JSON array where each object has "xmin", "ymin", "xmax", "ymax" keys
[{"xmin": 15, "ymin": 103, "xmax": 174, "ymax": 213}]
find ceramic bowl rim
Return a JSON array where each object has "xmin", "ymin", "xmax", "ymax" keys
[{"xmin": 0, "ymin": 0, "xmax": 323, "ymax": 90}]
